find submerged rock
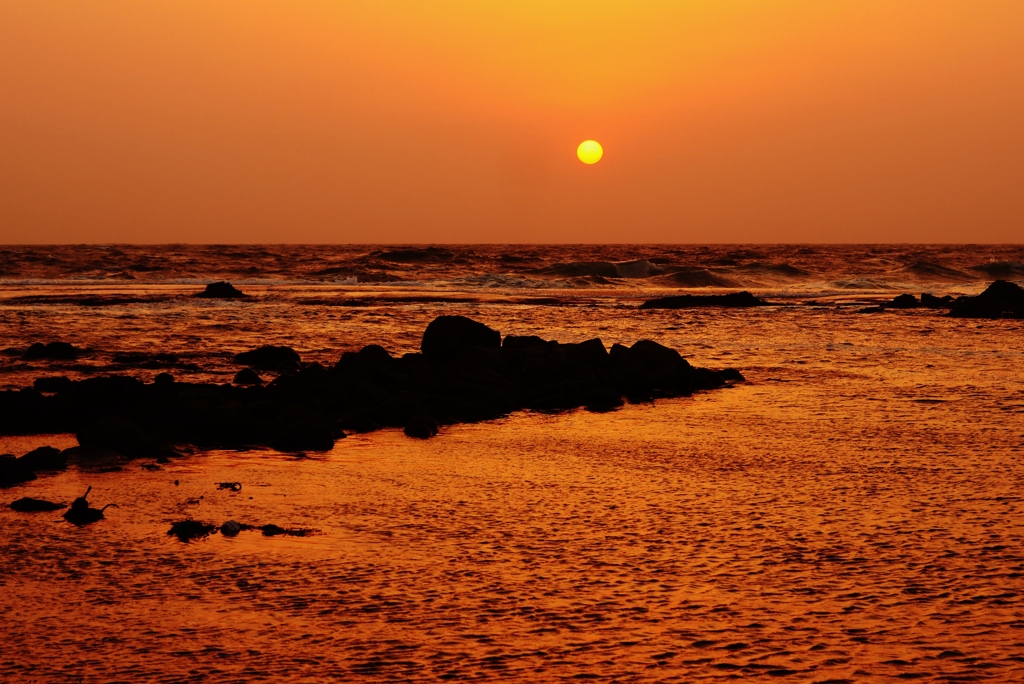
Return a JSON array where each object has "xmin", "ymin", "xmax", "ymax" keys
[
  {"xmin": 63, "ymin": 487, "xmax": 117, "ymax": 525},
  {"xmin": 639, "ymin": 292, "xmax": 767, "ymax": 309},
  {"xmin": 949, "ymin": 280, "xmax": 1024, "ymax": 319},
  {"xmin": 168, "ymin": 518, "xmax": 217, "ymax": 542},
  {"xmin": 10, "ymin": 497, "xmax": 65, "ymax": 512},
  {"xmin": 194, "ymin": 281, "xmax": 247, "ymax": 299},
  {"xmin": 261, "ymin": 524, "xmax": 313, "ymax": 537},
  {"xmin": 23, "ymin": 342, "xmax": 80, "ymax": 360}
]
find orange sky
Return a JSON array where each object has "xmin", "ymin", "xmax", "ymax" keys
[{"xmin": 1, "ymin": 1, "xmax": 1022, "ymax": 243}]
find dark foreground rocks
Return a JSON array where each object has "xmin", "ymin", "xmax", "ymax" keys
[
  {"xmin": 0, "ymin": 316, "xmax": 743, "ymax": 459},
  {"xmin": 640, "ymin": 292, "xmax": 767, "ymax": 309}
]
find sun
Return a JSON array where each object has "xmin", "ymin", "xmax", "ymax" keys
[{"xmin": 577, "ymin": 140, "xmax": 603, "ymax": 165}]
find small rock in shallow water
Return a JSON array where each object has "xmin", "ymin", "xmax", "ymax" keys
[
  {"xmin": 10, "ymin": 497, "xmax": 65, "ymax": 512},
  {"xmin": 639, "ymin": 292, "xmax": 766, "ymax": 309},
  {"xmin": 168, "ymin": 519, "xmax": 217, "ymax": 542},
  {"xmin": 194, "ymin": 281, "xmax": 247, "ymax": 299},
  {"xmin": 23, "ymin": 341, "xmax": 80, "ymax": 360},
  {"xmin": 221, "ymin": 520, "xmax": 243, "ymax": 536}
]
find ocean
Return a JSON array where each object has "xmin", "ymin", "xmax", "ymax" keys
[{"xmin": 1, "ymin": 244, "xmax": 1023, "ymax": 681}]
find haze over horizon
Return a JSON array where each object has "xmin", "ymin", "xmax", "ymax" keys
[{"xmin": 2, "ymin": 1, "xmax": 1023, "ymax": 244}]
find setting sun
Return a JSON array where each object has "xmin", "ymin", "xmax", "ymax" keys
[{"xmin": 576, "ymin": 140, "xmax": 603, "ymax": 165}]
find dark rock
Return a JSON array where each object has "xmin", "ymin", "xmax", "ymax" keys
[
  {"xmin": 271, "ymin": 420, "xmax": 335, "ymax": 452},
  {"xmin": 112, "ymin": 352, "xmax": 184, "ymax": 368},
  {"xmin": 10, "ymin": 497, "xmax": 65, "ymax": 512},
  {"xmin": 154, "ymin": 372, "xmax": 175, "ymax": 385},
  {"xmin": 18, "ymin": 446, "xmax": 66, "ymax": 472},
  {"xmin": 949, "ymin": 280, "xmax": 1024, "ymax": 319},
  {"xmin": 194, "ymin": 281, "xmax": 247, "ymax": 299},
  {"xmin": 234, "ymin": 368, "xmax": 263, "ymax": 385},
  {"xmin": 33, "ymin": 376, "xmax": 73, "ymax": 393},
  {"xmin": 76, "ymin": 415, "xmax": 153, "ymax": 457},
  {"xmin": 260, "ymin": 524, "xmax": 312, "ymax": 537},
  {"xmin": 217, "ymin": 481, "xmax": 242, "ymax": 492},
  {"xmin": 168, "ymin": 518, "xmax": 216, "ymax": 542},
  {"xmin": 0, "ymin": 454, "xmax": 36, "ymax": 488},
  {"xmin": 334, "ymin": 344, "xmax": 393, "ymax": 373},
  {"xmin": 720, "ymin": 368, "xmax": 746, "ymax": 382},
  {"xmin": 0, "ymin": 315, "xmax": 741, "ymax": 454},
  {"xmin": 639, "ymin": 292, "xmax": 766, "ymax": 309},
  {"xmin": 921, "ymin": 293, "xmax": 954, "ymax": 308},
  {"xmin": 63, "ymin": 487, "xmax": 117, "ymax": 525},
  {"xmin": 502, "ymin": 335, "xmax": 555, "ymax": 352},
  {"xmin": 234, "ymin": 345, "xmax": 301, "ymax": 371},
  {"xmin": 887, "ymin": 294, "xmax": 920, "ymax": 309},
  {"xmin": 421, "ymin": 315, "xmax": 501, "ymax": 361},
  {"xmin": 856, "ymin": 306, "xmax": 886, "ymax": 314},
  {"xmin": 404, "ymin": 415, "xmax": 439, "ymax": 439},
  {"xmin": 23, "ymin": 342, "xmax": 79, "ymax": 360},
  {"xmin": 221, "ymin": 520, "xmax": 243, "ymax": 536}
]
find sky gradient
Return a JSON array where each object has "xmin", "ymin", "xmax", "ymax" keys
[{"xmin": 2, "ymin": 1, "xmax": 1022, "ymax": 243}]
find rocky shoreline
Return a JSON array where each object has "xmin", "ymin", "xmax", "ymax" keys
[{"xmin": 1, "ymin": 315, "xmax": 743, "ymax": 489}]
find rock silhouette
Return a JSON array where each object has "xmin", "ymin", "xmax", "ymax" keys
[
  {"xmin": 0, "ymin": 454, "xmax": 36, "ymax": 488},
  {"xmin": 0, "ymin": 316, "xmax": 742, "ymax": 454},
  {"xmin": 63, "ymin": 487, "xmax": 117, "ymax": 525},
  {"xmin": 421, "ymin": 315, "xmax": 501, "ymax": 360},
  {"xmin": 234, "ymin": 345, "xmax": 301, "ymax": 371},
  {"xmin": 949, "ymin": 280, "xmax": 1024, "ymax": 319},
  {"xmin": 640, "ymin": 292, "xmax": 767, "ymax": 309},
  {"xmin": 233, "ymin": 368, "xmax": 263, "ymax": 385},
  {"xmin": 23, "ymin": 342, "xmax": 79, "ymax": 360},
  {"xmin": 18, "ymin": 446, "xmax": 67, "ymax": 472},
  {"xmin": 168, "ymin": 519, "xmax": 217, "ymax": 542},
  {"xmin": 194, "ymin": 281, "xmax": 247, "ymax": 299},
  {"xmin": 10, "ymin": 497, "xmax": 65, "ymax": 512}
]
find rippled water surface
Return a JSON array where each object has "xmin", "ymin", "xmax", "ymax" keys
[{"xmin": 1, "ymin": 245, "xmax": 1023, "ymax": 681}]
